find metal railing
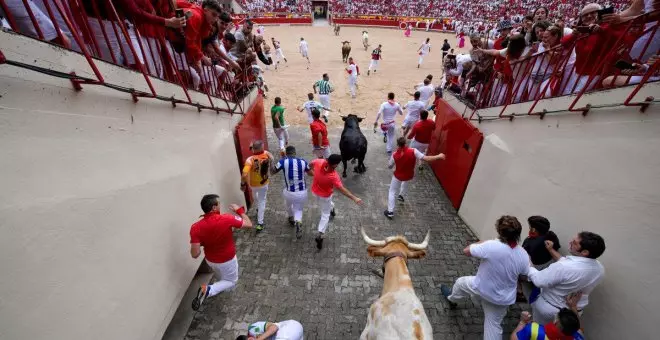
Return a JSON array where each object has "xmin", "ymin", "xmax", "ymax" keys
[{"xmin": 0, "ymin": 0, "xmax": 256, "ymax": 115}]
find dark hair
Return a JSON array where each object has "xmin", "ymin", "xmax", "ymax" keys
[
  {"xmin": 528, "ymin": 216, "xmax": 551, "ymax": 234},
  {"xmin": 533, "ymin": 6, "xmax": 550, "ymax": 20},
  {"xmin": 507, "ymin": 34, "xmax": 527, "ymax": 59},
  {"xmin": 557, "ymin": 308, "xmax": 581, "ymax": 335},
  {"xmin": 274, "ymin": 97, "xmax": 281, "ymax": 105},
  {"xmin": 397, "ymin": 136, "xmax": 407, "ymax": 147},
  {"xmin": 578, "ymin": 231, "xmax": 606, "ymax": 259},
  {"xmin": 224, "ymin": 32, "xmax": 236, "ymax": 43},
  {"xmin": 328, "ymin": 154, "xmax": 342, "ymax": 165},
  {"xmin": 307, "ymin": 93, "xmax": 314, "ymax": 100},
  {"xmin": 285, "ymin": 145, "xmax": 296, "ymax": 155},
  {"xmin": 524, "ymin": 15, "xmax": 534, "ymax": 22},
  {"xmin": 423, "ymin": 78, "xmax": 431, "ymax": 85},
  {"xmin": 420, "ymin": 110, "xmax": 429, "ymax": 120},
  {"xmin": 426, "ymin": 37, "xmax": 430, "ymax": 42},
  {"xmin": 546, "ymin": 25, "xmax": 564, "ymax": 42},
  {"xmin": 202, "ymin": 0, "xmax": 223, "ymax": 13},
  {"xmin": 414, "ymin": 91, "xmax": 421, "ymax": 99},
  {"xmin": 426, "ymin": 74, "xmax": 433, "ymax": 81},
  {"xmin": 387, "ymin": 92, "xmax": 395, "ymax": 100},
  {"xmin": 200, "ymin": 194, "xmax": 220, "ymax": 213},
  {"xmin": 495, "ymin": 215, "xmax": 523, "ymax": 244},
  {"xmin": 236, "ymin": 336, "xmax": 248, "ymax": 340},
  {"xmin": 531, "ymin": 21, "xmax": 551, "ymax": 43},
  {"xmin": 322, "ymin": 73, "xmax": 328, "ymax": 79},
  {"xmin": 219, "ymin": 11, "xmax": 231, "ymax": 23},
  {"xmin": 312, "ymin": 108, "xmax": 321, "ymax": 119}
]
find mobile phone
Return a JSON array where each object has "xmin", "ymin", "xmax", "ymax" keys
[
  {"xmin": 575, "ymin": 26, "xmax": 592, "ymax": 33},
  {"xmin": 597, "ymin": 7, "xmax": 614, "ymax": 19},
  {"xmin": 175, "ymin": 9, "xmax": 184, "ymax": 18},
  {"xmin": 614, "ymin": 59, "xmax": 636, "ymax": 70}
]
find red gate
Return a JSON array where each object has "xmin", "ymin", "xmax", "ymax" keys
[
  {"xmin": 428, "ymin": 99, "xmax": 484, "ymax": 210},
  {"xmin": 234, "ymin": 95, "xmax": 268, "ymax": 207}
]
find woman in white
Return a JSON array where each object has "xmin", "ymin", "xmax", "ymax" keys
[
  {"xmin": 237, "ymin": 320, "xmax": 304, "ymax": 340},
  {"xmin": 417, "ymin": 37, "xmax": 431, "ymax": 68},
  {"xmin": 528, "ymin": 26, "xmax": 574, "ymax": 100},
  {"xmin": 478, "ymin": 34, "xmax": 530, "ymax": 106}
]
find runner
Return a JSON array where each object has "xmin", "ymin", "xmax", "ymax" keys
[
  {"xmin": 417, "ymin": 38, "xmax": 432, "ymax": 68},
  {"xmin": 401, "ymin": 91, "xmax": 426, "ymax": 137},
  {"xmin": 271, "ymin": 97, "xmax": 289, "ymax": 156},
  {"xmin": 384, "ymin": 137, "xmax": 445, "ymax": 219},
  {"xmin": 313, "ymin": 73, "xmax": 334, "ymax": 121},
  {"xmin": 272, "ymin": 146, "xmax": 313, "ymax": 239},
  {"xmin": 310, "ymin": 108, "xmax": 331, "ymax": 159},
  {"xmin": 441, "ymin": 39, "xmax": 451, "ymax": 61},
  {"xmin": 299, "ymin": 37, "xmax": 310, "ymax": 69},
  {"xmin": 362, "ymin": 30, "xmax": 369, "ymax": 50},
  {"xmin": 368, "ymin": 44, "xmax": 383, "ymax": 76},
  {"xmin": 298, "ymin": 93, "xmax": 332, "ymax": 124},
  {"xmin": 407, "ymin": 110, "xmax": 436, "ymax": 169},
  {"xmin": 308, "ymin": 154, "xmax": 363, "ymax": 250},
  {"xmin": 190, "ymin": 195, "xmax": 252, "ymax": 311},
  {"xmin": 271, "ymin": 37, "xmax": 288, "ymax": 70},
  {"xmin": 346, "ymin": 57, "xmax": 360, "ymax": 99},
  {"xmin": 414, "ymin": 78, "xmax": 435, "ymax": 106},
  {"xmin": 241, "ymin": 140, "xmax": 275, "ymax": 232},
  {"xmin": 373, "ymin": 92, "xmax": 404, "ymax": 154}
]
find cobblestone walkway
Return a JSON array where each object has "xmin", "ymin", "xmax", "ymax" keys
[{"xmin": 184, "ymin": 126, "xmax": 524, "ymax": 340}]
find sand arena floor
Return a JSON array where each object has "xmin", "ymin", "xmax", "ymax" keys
[{"xmin": 258, "ymin": 25, "xmax": 470, "ymax": 128}]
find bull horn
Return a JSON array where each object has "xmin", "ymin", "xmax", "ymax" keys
[
  {"xmin": 361, "ymin": 228, "xmax": 386, "ymax": 247},
  {"xmin": 407, "ymin": 231, "xmax": 430, "ymax": 250}
]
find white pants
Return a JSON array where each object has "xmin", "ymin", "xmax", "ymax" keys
[
  {"xmin": 369, "ymin": 59, "xmax": 379, "ymax": 71},
  {"xmin": 315, "ymin": 193, "xmax": 335, "ymax": 234},
  {"xmin": 301, "ymin": 49, "xmax": 309, "ymax": 58},
  {"xmin": 387, "ymin": 176, "xmax": 409, "ymax": 212},
  {"xmin": 86, "ymin": 18, "xmax": 141, "ymax": 65},
  {"xmin": 319, "ymin": 94, "xmax": 331, "ymax": 116},
  {"xmin": 206, "ymin": 256, "xmax": 239, "ymax": 297},
  {"xmin": 275, "ymin": 48, "xmax": 286, "ymax": 61},
  {"xmin": 348, "ymin": 76, "xmax": 358, "ymax": 97},
  {"xmin": 418, "ymin": 53, "xmax": 427, "ymax": 65},
  {"xmin": 630, "ymin": 22, "xmax": 659, "ymax": 62},
  {"xmin": 563, "ymin": 73, "xmax": 599, "ymax": 95},
  {"xmin": 250, "ymin": 184, "xmax": 268, "ymax": 224},
  {"xmin": 313, "ymin": 146, "xmax": 331, "ymax": 159},
  {"xmin": 410, "ymin": 139, "xmax": 428, "ymax": 167},
  {"xmin": 275, "ymin": 320, "xmax": 304, "ymax": 339},
  {"xmin": 4, "ymin": 0, "xmax": 58, "ymax": 41},
  {"xmin": 448, "ymin": 276, "xmax": 509, "ymax": 340},
  {"xmin": 274, "ymin": 127, "xmax": 289, "ymax": 151},
  {"xmin": 384, "ymin": 123, "xmax": 397, "ymax": 153},
  {"xmin": 531, "ymin": 295, "xmax": 561, "ymax": 326},
  {"xmin": 283, "ymin": 189, "xmax": 307, "ymax": 222},
  {"xmin": 402, "ymin": 116, "xmax": 418, "ymax": 129}
]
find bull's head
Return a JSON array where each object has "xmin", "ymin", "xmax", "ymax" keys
[
  {"xmin": 341, "ymin": 114, "xmax": 365, "ymax": 129},
  {"xmin": 361, "ymin": 228, "xmax": 429, "ymax": 260}
]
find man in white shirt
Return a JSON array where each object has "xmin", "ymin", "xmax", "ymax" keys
[
  {"xmin": 417, "ymin": 38, "xmax": 432, "ymax": 68},
  {"xmin": 402, "ymin": 91, "xmax": 426, "ymax": 136},
  {"xmin": 373, "ymin": 92, "xmax": 404, "ymax": 154},
  {"xmin": 346, "ymin": 57, "xmax": 360, "ymax": 98},
  {"xmin": 299, "ymin": 37, "xmax": 310, "ymax": 68},
  {"xmin": 527, "ymin": 231, "xmax": 606, "ymax": 325},
  {"xmin": 297, "ymin": 93, "xmax": 331, "ymax": 124},
  {"xmin": 440, "ymin": 216, "xmax": 530, "ymax": 340},
  {"xmin": 238, "ymin": 319, "xmax": 304, "ymax": 340},
  {"xmin": 415, "ymin": 78, "xmax": 435, "ymax": 106}
]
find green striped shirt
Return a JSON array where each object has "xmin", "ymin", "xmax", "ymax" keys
[{"xmin": 314, "ymin": 80, "xmax": 332, "ymax": 95}]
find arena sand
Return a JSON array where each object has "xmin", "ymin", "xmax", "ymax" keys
[{"xmin": 259, "ymin": 25, "xmax": 470, "ymax": 128}]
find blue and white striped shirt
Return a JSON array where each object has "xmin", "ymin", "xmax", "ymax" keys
[{"xmin": 275, "ymin": 157, "xmax": 310, "ymax": 192}]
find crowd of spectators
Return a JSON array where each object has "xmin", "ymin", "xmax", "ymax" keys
[{"xmin": 237, "ymin": 0, "xmax": 310, "ymax": 14}]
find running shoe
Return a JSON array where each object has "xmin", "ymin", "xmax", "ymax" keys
[
  {"xmin": 315, "ymin": 235, "xmax": 324, "ymax": 249},
  {"xmin": 384, "ymin": 210, "xmax": 394, "ymax": 219},
  {"xmin": 440, "ymin": 284, "xmax": 457, "ymax": 309},
  {"xmin": 192, "ymin": 284, "xmax": 210, "ymax": 311},
  {"xmin": 288, "ymin": 216, "xmax": 295, "ymax": 226},
  {"xmin": 397, "ymin": 195, "xmax": 405, "ymax": 202},
  {"xmin": 330, "ymin": 208, "xmax": 336, "ymax": 218},
  {"xmin": 256, "ymin": 224, "xmax": 264, "ymax": 233},
  {"xmin": 323, "ymin": 115, "xmax": 328, "ymax": 123}
]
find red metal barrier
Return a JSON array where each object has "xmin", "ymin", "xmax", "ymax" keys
[
  {"xmin": 428, "ymin": 98, "xmax": 484, "ymax": 210},
  {"xmin": 234, "ymin": 94, "xmax": 268, "ymax": 207}
]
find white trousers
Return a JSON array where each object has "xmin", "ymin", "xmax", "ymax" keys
[
  {"xmin": 274, "ymin": 127, "xmax": 289, "ymax": 151},
  {"xmin": 630, "ymin": 23, "xmax": 659, "ymax": 62},
  {"xmin": 563, "ymin": 73, "xmax": 599, "ymax": 95},
  {"xmin": 275, "ymin": 48, "xmax": 286, "ymax": 61},
  {"xmin": 141, "ymin": 36, "xmax": 164, "ymax": 78},
  {"xmin": 448, "ymin": 276, "xmax": 509, "ymax": 340},
  {"xmin": 313, "ymin": 146, "xmax": 332, "ymax": 159},
  {"xmin": 410, "ymin": 139, "xmax": 428, "ymax": 167},
  {"xmin": 206, "ymin": 256, "xmax": 239, "ymax": 297},
  {"xmin": 283, "ymin": 189, "xmax": 307, "ymax": 222},
  {"xmin": 369, "ymin": 59, "xmax": 379, "ymax": 71},
  {"xmin": 319, "ymin": 94, "xmax": 331, "ymax": 116},
  {"xmin": 250, "ymin": 184, "xmax": 268, "ymax": 224},
  {"xmin": 418, "ymin": 54, "xmax": 427, "ymax": 65},
  {"xmin": 531, "ymin": 295, "xmax": 561, "ymax": 326},
  {"xmin": 4, "ymin": 0, "xmax": 58, "ymax": 41},
  {"xmin": 315, "ymin": 193, "xmax": 335, "ymax": 234},
  {"xmin": 384, "ymin": 123, "xmax": 397, "ymax": 153},
  {"xmin": 387, "ymin": 176, "xmax": 409, "ymax": 212},
  {"xmin": 348, "ymin": 76, "xmax": 358, "ymax": 97},
  {"xmin": 86, "ymin": 18, "xmax": 141, "ymax": 65}
]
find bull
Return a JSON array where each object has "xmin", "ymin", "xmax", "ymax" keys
[
  {"xmin": 341, "ymin": 41, "xmax": 351, "ymax": 63},
  {"xmin": 339, "ymin": 114, "xmax": 368, "ymax": 178},
  {"xmin": 360, "ymin": 228, "xmax": 432, "ymax": 340}
]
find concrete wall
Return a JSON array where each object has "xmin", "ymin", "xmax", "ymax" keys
[
  {"xmin": 459, "ymin": 87, "xmax": 660, "ymax": 338},
  {"xmin": 0, "ymin": 31, "xmax": 251, "ymax": 340}
]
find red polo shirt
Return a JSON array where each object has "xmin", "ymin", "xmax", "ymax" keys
[
  {"xmin": 190, "ymin": 212, "xmax": 243, "ymax": 263},
  {"xmin": 310, "ymin": 120, "xmax": 329, "ymax": 147},
  {"xmin": 310, "ymin": 159, "xmax": 343, "ymax": 197},
  {"xmin": 408, "ymin": 119, "xmax": 436, "ymax": 144},
  {"xmin": 177, "ymin": 1, "xmax": 212, "ymax": 63}
]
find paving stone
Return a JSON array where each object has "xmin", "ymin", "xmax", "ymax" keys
[{"xmin": 184, "ymin": 127, "xmax": 526, "ymax": 340}]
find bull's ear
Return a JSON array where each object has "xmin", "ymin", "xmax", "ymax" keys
[
  {"xmin": 357, "ymin": 118, "xmax": 364, "ymax": 122},
  {"xmin": 341, "ymin": 116, "xmax": 347, "ymax": 121},
  {"xmin": 407, "ymin": 250, "xmax": 426, "ymax": 259}
]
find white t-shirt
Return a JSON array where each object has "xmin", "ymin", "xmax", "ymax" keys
[
  {"xmin": 417, "ymin": 85, "xmax": 435, "ymax": 103},
  {"xmin": 299, "ymin": 40, "xmax": 308, "ymax": 52},
  {"xmin": 377, "ymin": 101, "xmax": 403, "ymax": 123},
  {"xmin": 404, "ymin": 100, "xmax": 426, "ymax": 121},
  {"xmin": 248, "ymin": 320, "xmax": 304, "ymax": 340},
  {"xmin": 420, "ymin": 42, "xmax": 431, "ymax": 55},
  {"xmin": 302, "ymin": 100, "xmax": 323, "ymax": 123},
  {"xmin": 469, "ymin": 240, "xmax": 530, "ymax": 305}
]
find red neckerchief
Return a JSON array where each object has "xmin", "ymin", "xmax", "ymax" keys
[
  {"xmin": 507, "ymin": 241, "xmax": 518, "ymax": 248},
  {"xmin": 544, "ymin": 322, "xmax": 575, "ymax": 340},
  {"xmin": 528, "ymin": 231, "xmax": 539, "ymax": 239}
]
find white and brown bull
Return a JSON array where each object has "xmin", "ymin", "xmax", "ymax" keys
[{"xmin": 360, "ymin": 228, "xmax": 433, "ymax": 340}]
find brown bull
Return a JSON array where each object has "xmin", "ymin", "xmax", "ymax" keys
[
  {"xmin": 360, "ymin": 228, "xmax": 433, "ymax": 340},
  {"xmin": 341, "ymin": 41, "xmax": 351, "ymax": 63}
]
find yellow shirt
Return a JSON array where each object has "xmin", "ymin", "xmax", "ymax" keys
[{"xmin": 243, "ymin": 152, "xmax": 272, "ymax": 187}]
